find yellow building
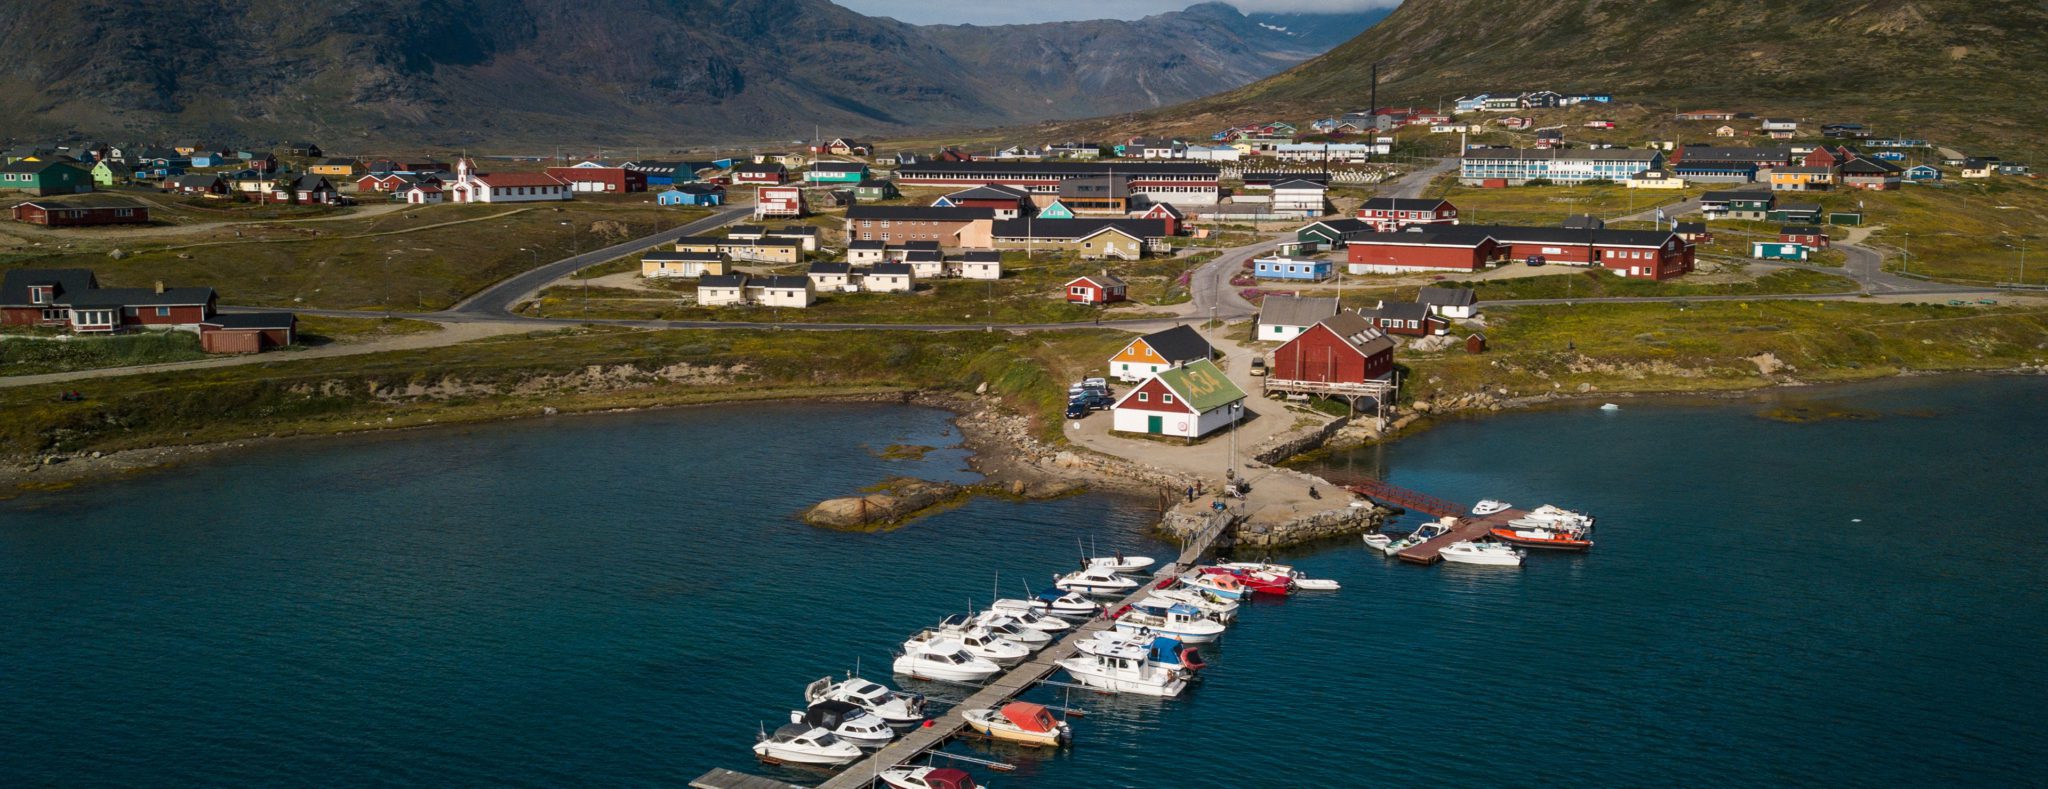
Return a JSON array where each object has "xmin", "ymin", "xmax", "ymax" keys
[
  {"xmin": 1768, "ymin": 167, "xmax": 1836, "ymax": 191},
  {"xmin": 309, "ymin": 158, "xmax": 358, "ymax": 178}
]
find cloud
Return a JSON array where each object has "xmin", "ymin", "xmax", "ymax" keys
[{"xmin": 837, "ymin": 0, "xmax": 1401, "ymax": 25}]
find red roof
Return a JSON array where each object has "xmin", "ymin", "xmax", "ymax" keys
[
  {"xmin": 475, "ymin": 172, "xmax": 565, "ymax": 188},
  {"xmin": 1000, "ymin": 702, "xmax": 1057, "ymax": 733}
]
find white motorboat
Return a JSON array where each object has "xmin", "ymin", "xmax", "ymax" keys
[
  {"xmin": 1362, "ymin": 533, "xmax": 1393, "ymax": 552},
  {"xmin": 1086, "ymin": 553, "xmax": 1156, "ymax": 574},
  {"xmin": 804, "ymin": 676, "xmax": 927, "ymax": 727},
  {"xmin": 994, "ymin": 590, "xmax": 1100, "ymax": 619},
  {"xmin": 910, "ymin": 626, "xmax": 1029, "ymax": 666},
  {"xmin": 1113, "ymin": 601, "xmax": 1228, "ymax": 644},
  {"xmin": 1057, "ymin": 634, "xmax": 1189, "ymax": 697},
  {"xmin": 1472, "ymin": 499, "xmax": 1513, "ymax": 516},
  {"xmin": 1214, "ymin": 561, "xmax": 1341, "ymax": 591},
  {"xmin": 892, "ymin": 638, "xmax": 1003, "ymax": 683},
  {"xmin": 1439, "ymin": 540, "xmax": 1524, "ymax": 567},
  {"xmin": 1055, "ymin": 567, "xmax": 1139, "ymax": 596},
  {"xmin": 963, "ymin": 702, "xmax": 1071, "ymax": 748},
  {"xmin": 1077, "ymin": 630, "xmax": 1207, "ymax": 674},
  {"xmin": 1176, "ymin": 571, "xmax": 1249, "ymax": 601},
  {"xmin": 877, "ymin": 766, "xmax": 980, "ymax": 789},
  {"xmin": 788, "ymin": 700, "xmax": 896, "ymax": 747},
  {"xmin": 1140, "ymin": 589, "xmax": 1239, "ymax": 623},
  {"xmin": 965, "ymin": 611, "xmax": 1054, "ymax": 646},
  {"xmin": 983, "ymin": 604, "xmax": 1072, "ymax": 633},
  {"xmin": 753, "ymin": 724, "xmax": 862, "ymax": 766},
  {"xmin": 1379, "ymin": 520, "xmax": 1452, "ymax": 556}
]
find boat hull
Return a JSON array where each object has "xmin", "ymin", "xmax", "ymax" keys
[
  {"xmin": 965, "ymin": 717, "xmax": 1065, "ymax": 748},
  {"xmin": 1113, "ymin": 620, "xmax": 1221, "ymax": 645},
  {"xmin": 891, "ymin": 657, "xmax": 999, "ymax": 683},
  {"xmin": 1489, "ymin": 528, "xmax": 1594, "ymax": 551},
  {"xmin": 754, "ymin": 745, "xmax": 860, "ymax": 766},
  {"xmin": 1056, "ymin": 660, "xmax": 1189, "ymax": 697}
]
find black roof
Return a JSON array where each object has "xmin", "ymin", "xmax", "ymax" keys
[
  {"xmin": 845, "ymin": 206, "xmax": 995, "ymax": 221},
  {"xmin": 202, "ymin": 311, "xmax": 295, "ymax": 330},
  {"xmin": 1302, "ymin": 218, "xmax": 1372, "ymax": 236},
  {"xmin": 898, "ymin": 161, "xmax": 1217, "ymax": 177},
  {"xmin": 811, "ymin": 161, "xmax": 867, "ymax": 172},
  {"xmin": 644, "ymin": 250, "xmax": 721, "ymax": 261},
  {"xmin": 699, "ymin": 274, "xmax": 748, "ymax": 288},
  {"xmin": 1701, "ymin": 190, "xmax": 1773, "ymax": 203},
  {"xmin": 1781, "ymin": 225, "xmax": 1824, "ymax": 235},
  {"xmin": 902, "ymin": 240, "xmax": 940, "ymax": 251},
  {"xmin": 728, "ymin": 224, "xmax": 767, "ymax": 236},
  {"xmin": 959, "ymin": 250, "xmax": 1001, "ymax": 263},
  {"xmin": 848, "ymin": 240, "xmax": 885, "ymax": 250},
  {"xmin": 1345, "ymin": 226, "xmax": 1500, "ymax": 247},
  {"xmin": 1675, "ymin": 221, "xmax": 1707, "ymax": 233},
  {"xmin": 1841, "ymin": 158, "xmax": 1902, "ymax": 175},
  {"xmin": 903, "ymin": 249, "xmax": 942, "ymax": 262},
  {"xmin": 1362, "ymin": 301, "xmax": 1435, "ymax": 323},
  {"xmin": 0, "ymin": 268, "xmax": 96, "ymax": 306},
  {"xmin": 1359, "ymin": 197, "xmax": 1450, "ymax": 212},
  {"xmin": 809, "ymin": 262, "xmax": 851, "ymax": 274},
  {"xmin": 1134, "ymin": 324, "xmax": 1211, "ymax": 363},
  {"xmin": 1777, "ymin": 202, "xmax": 1823, "ymax": 213},
  {"xmin": 755, "ymin": 275, "xmax": 810, "ymax": 289},
  {"xmin": 66, "ymin": 286, "xmax": 215, "ymax": 308},
  {"xmin": 1416, "ymin": 286, "xmax": 1477, "ymax": 308},
  {"xmin": 1488, "ymin": 225, "xmax": 1681, "ymax": 248},
  {"xmin": 871, "ymin": 262, "xmax": 914, "ymax": 276}
]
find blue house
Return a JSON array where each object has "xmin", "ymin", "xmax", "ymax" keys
[
  {"xmin": 658, "ymin": 185, "xmax": 724, "ymax": 206},
  {"xmin": 1905, "ymin": 165, "xmax": 1942, "ymax": 182},
  {"xmin": 190, "ymin": 153, "xmax": 223, "ymax": 167},
  {"xmin": 1253, "ymin": 256, "xmax": 1333, "ymax": 282}
]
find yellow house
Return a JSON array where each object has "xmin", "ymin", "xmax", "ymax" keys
[
  {"xmin": 309, "ymin": 158, "xmax": 358, "ymax": 177},
  {"xmin": 1626, "ymin": 170, "xmax": 1687, "ymax": 190},
  {"xmin": 1109, "ymin": 324, "xmax": 1211, "ymax": 382},
  {"xmin": 675, "ymin": 236, "xmax": 722, "ymax": 254},
  {"xmin": 1714, "ymin": 125, "xmax": 1738, "ymax": 138},
  {"xmin": 718, "ymin": 240, "xmax": 803, "ymax": 264},
  {"xmin": 1077, "ymin": 226, "xmax": 1145, "ymax": 260},
  {"xmin": 641, "ymin": 250, "xmax": 729, "ymax": 278},
  {"xmin": 1769, "ymin": 166, "xmax": 1836, "ymax": 191}
]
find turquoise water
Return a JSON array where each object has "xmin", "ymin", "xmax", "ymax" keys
[{"xmin": 6, "ymin": 380, "xmax": 2048, "ymax": 786}]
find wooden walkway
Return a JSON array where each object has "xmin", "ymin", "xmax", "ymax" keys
[
  {"xmin": 1395, "ymin": 509, "xmax": 1524, "ymax": 565},
  {"xmin": 696, "ymin": 511, "xmax": 1235, "ymax": 789}
]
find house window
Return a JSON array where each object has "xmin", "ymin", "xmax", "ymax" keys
[
  {"xmin": 41, "ymin": 308, "xmax": 62, "ymax": 321},
  {"xmin": 155, "ymin": 307, "xmax": 170, "ymax": 317},
  {"xmin": 29, "ymin": 287, "xmax": 46, "ymax": 304},
  {"xmin": 1138, "ymin": 392, "xmax": 1149, "ymax": 402},
  {"xmin": 1163, "ymin": 394, "xmax": 1175, "ymax": 405}
]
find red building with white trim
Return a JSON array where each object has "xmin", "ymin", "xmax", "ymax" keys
[
  {"xmin": 1064, "ymin": 273, "xmax": 1127, "ymax": 305},
  {"xmin": 1270, "ymin": 312, "xmax": 1395, "ymax": 385}
]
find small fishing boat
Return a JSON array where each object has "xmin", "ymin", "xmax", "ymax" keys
[
  {"xmin": 1055, "ymin": 567, "xmax": 1140, "ymax": 596},
  {"xmin": 1490, "ymin": 504, "xmax": 1596, "ymax": 551},
  {"xmin": 1362, "ymin": 533, "xmax": 1392, "ymax": 552},
  {"xmin": 753, "ymin": 724, "xmax": 862, "ymax": 766},
  {"xmin": 1087, "ymin": 553, "xmax": 1156, "ymax": 574},
  {"xmin": 1057, "ymin": 634, "xmax": 1190, "ymax": 697},
  {"xmin": 910, "ymin": 626, "xmax": 1029, "ymax": 666},
  {"xmin": 1599, "ymin": 403, "xmax": 1621, "ymax": 411},
  {"xmin": 877, "ymin": 766, "xmax": 979, "ymax": 789},
  {"xmin": 1214, "ymin": 561, "xmax": 1341, "ymax": 591},
  {"xmin": 962, "ymin": 612, "xmax": 1053, "ymax": 647},
  {"xmin": 1439, "ymin": 540, "xmax": 1524, "ymax": 567},
  {"xmin": 893, "ymin": 639, "xmax": 1003, "ymax": 683},
  {"xmin": 1200, "ymin": 566, "xmax": 1292, "ymax": 596},
  {"xmin": 1113, "ymin": 601, "xmax": 1228, "ymax": 644},
  {"xmin": 1076, "ymin": 631, "xmax": 1207, "ymax": 674},
  {"xmin": 1378, "ymin": 520, "xmax": 1452, "ymax": 556},
  {"xmin": 1178, "ymin": 571, "xmax": 1250, "ymax": 601},
  {"xmin": 1139, "ymin": 589, "xmax": 1239, "ymax": 623},
  {"xmin": 1472, "ymin": 500, "xmax": 1512, "ymax": 515},
  {"xmin": 963, "ymin": 702, "xmax": 1071, "ymax": 748},
  {"xmin": 804, "ymin": 676, "xmax": 927, "ymax": 727},
  {"xmin": 787, "ymin": 700, "xmax": 896, "ymax": 747}
]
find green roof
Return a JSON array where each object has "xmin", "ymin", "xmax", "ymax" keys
[{"xmin": 1155, "ymin": 359, "xmax": 1246, "ymax": 412}]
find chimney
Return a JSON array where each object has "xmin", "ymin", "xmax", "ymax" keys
[{"xmin": 153, "ymin": 280, "xmax": 165, "ymax": 294}]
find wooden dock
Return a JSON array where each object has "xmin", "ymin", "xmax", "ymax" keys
[
  {"xmin": 695, "ymin": 510, "xmax": 1235, "ymax": 789},
  {"xmin": 1395, "ymin": 509, "xmax": 1524, "ymax": 565}
]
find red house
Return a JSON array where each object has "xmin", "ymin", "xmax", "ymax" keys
[
  {"xmin": 1346, "ymin": 228, "xmax": 1501, "ymax": 273},
  {"xmin": 544, "ymin": 166, "xmax": 648, "ymax": 193},
  {"xmin": 1270, "ymin": 312, "xmax": 1395, "ymax": 385},
  {"xmin": 0, "ymin": 269, "xmax": 215, "ymax": 332},
  {"xmin": 199, "ymin": 313, "xmax": 298, "ymax": 353},
  {"xmin": 1064, "ymin": 273, "xmax": 1127, "ymax": 305},
  {"xmin": 12, "ymin": 199, "xmax": 150, "ymax": 227},
  {"xmin": 1487, "ymin": 227, "xmax": 1695, "ymax": 280},
  {"xmin": 933, "ymin": 184, "xmax": 1035, "ymax": 219},
  {"xmin": 733, "ymin": 163, "xmax": 788, "ymax": 185},
  {"xmin": 1780, "ymin": 225, "xmax": 1830, "ymax": 248},
  {"xmin": 1356, "ymin": 197, "xmax": 1459, "ymax": 231},
  {"xmin": 1131, "ymin": 202, "xmax": 1183, "ymax": 236},
  {"xmin": 1358, "ymin": 300, "xmax": 1448, "ymax": 337}
]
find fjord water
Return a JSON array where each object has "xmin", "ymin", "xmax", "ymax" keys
[{"xmin": 6, "ymin": 380, "xmax": 2047, "ymax": 786}]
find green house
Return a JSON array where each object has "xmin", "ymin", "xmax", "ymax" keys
[
  {"xmin": 1037, "ymin": 199, "xmax": 1076, "ymax": 220},
  {"xmin": 1752, "ymin": 241, "xmax": 1809, "ymax": 261},
  {"xmin": 90, "ymin": 160, "xmax": 133, "ymax": 187},
  {"xmin": 853, "ymin": 177, "xmax": 898, "ymax": 201},
  {"xmin": 0, "ymin": 160, "xmax": 93, "ymax": 196},
  {"xmin": 1297, "ymin": 218, "xmax": 1371, "ymax": 250},
  {"xmin": 1766, "ymin": 202, "xmax": 1824, "ymax": 224}
]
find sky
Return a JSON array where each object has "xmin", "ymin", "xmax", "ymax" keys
[{"xmin": 835, "ymin": 0, "xmax": 1401, "ymax": 25}]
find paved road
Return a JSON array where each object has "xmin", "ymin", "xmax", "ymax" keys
[
  {"xmin": 1383, "ymin": 157, "xmax": 1458, "ymax": 200},
  {"xmin": 448, "ymin": 205, "xmax": 754, "ymax": 317}
]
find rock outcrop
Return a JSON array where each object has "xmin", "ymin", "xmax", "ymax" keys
[{"xmin": 802, "ymin": 477, "xmax": 964, "ymax": 530}]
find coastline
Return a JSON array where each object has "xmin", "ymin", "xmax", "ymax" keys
[{"xmin": 8, "ymin": 366, "xmax": 2044, "ymax": 505}]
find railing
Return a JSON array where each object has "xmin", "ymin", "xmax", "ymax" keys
[{"xmin": 1339, "ymin": 478, "xmax": 1469, "ymax": 519}]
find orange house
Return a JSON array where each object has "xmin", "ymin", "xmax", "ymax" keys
[{"xmin": 1109, "ymin": 324, "xmax": 1212, "ymax": 383}]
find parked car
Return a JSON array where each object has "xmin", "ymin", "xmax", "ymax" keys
[
  {"xmin": 1525, "ymin": 255, "xmax": 1546, "ymax": 267},
  {"xmin": 1250, "ymin": 357, "xmax": 1267, "ymax": 377},
  {"xmin": 1065, "ymin": 400, "xmax": 1090, "ymax": 420},
  {"xmin": 1081, "ymin": 393, "xmax": 1115, "ymax": 410}
]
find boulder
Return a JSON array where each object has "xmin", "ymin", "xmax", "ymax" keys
[{"xmin": 802, "ymin": 477, "xmax": 963, "ymax": 530}]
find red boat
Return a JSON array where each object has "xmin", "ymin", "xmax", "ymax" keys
[
  {"xmin": 1489, "ymin": 526, "xmax": 1594, "ymax": 551},
  {"xmin": 1200, "ymin": 566, "xmax": 1292, "ymax": 596}
]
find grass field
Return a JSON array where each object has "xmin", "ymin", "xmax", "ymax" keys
[
  {"xmin": 1336, "ymin": 267, "xmax": 1856, "ymax": 307},
  {"xmin": 1400, "ymin": 300, "xmax": 2048, "ymax": 404},
  {"xmin": 0, "ymin": 330, "xmax": 210, "ymax": 376},
  {"xmin": 0, "ymin": 326, "xmax": 1133, "ymax": 459},
  {"xmin": 0, "ymin": 203, "xmax": 707, "ymax": 311}
]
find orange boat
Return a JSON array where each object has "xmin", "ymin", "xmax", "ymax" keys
[{"xmin": 1488, "ymin": 523, "xmax": 1594, "ymax": 551}]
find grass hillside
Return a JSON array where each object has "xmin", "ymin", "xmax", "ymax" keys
[{"xmin": 1062, "ymin": 0, "xmax": 2048, "ymax": 157}]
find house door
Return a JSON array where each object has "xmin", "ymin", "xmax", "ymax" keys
[{"xmin": 1147, "ymin": 415, "xmax": 1163, "ymax": 434}]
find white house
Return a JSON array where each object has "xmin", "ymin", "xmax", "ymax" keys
[
  {"xmin": 1108, "ymin": 359, "xmax": 1246, "ymax": 439},
  {"xmin": 864, "ymin": 262, "xmax": 915, "ymax": 293},
  {"xmin": 957, "ymin": 251, "xmax": 1002, "ymax": 280},
  {"xmin": 443, "ymin": 157, "xmax": 571, "ymax": 204},
  {"xmin": 848, "ymin": 241, "xmax": 887, "ymax": 266},
  {"xmin": 1271, "ymin": 179, "xmax": 1329, "ymax": 215},
  {"xmin": 1417, "ymin": 286, "xmax": 1479, "ymax": 319},
  {"xmin": 696, "ymin": 274, "xmax": 748, "ymax": 306},
  {"xmin": 642, "ymin": 251, "xmax": 727, "ymax": 279},
  {"xmin": 402, "ymin": 183, "xmax": 443, "ymax": 204},
  {"xmin": 1255, "ymin": 294, "xmax": 1340, "ymax": 341},
  {"xmin": 1626, "ymin": 170, "xmax": 1688, "ymax": 190},
  {"xmin": 904, "ymin": 250, "xmax": 945, "ymax": 279},
  {"xmin": 808, "ymin": 262, "xmax": 856, "ymax": 292},
  {"xmin": 751, "ymin": 276, "xmax": 814, "ymax": 308},
  {"xmin": 1184, "ymin": 145, "xmax": 1243, "ymax": 162}
]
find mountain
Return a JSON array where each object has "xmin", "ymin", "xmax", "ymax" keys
[
  {"xmin": 1241, "ymin": 7, "xmax": 1397, "ymax": 52},
  {"xmin": 1117, "ymin": 0, "xmax": 2048, "ymax": 155},
  {"xmin": 0, "ymin": 0, "xmax": 1381, "ymax": 148}
]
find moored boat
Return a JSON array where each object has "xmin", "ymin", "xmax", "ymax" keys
[
  {"xmin": 1215, "ymin": 561, "xmax": 1340, "ymax": 591},
  {"xmin": 1178, "ymin": 571, "xmax": 1250, "ymax": 601},
  {"xmin": 1075, "ymin": 631, "xmax": 1207, "ymax": 674},
  {"xmin": 804, "ymin": 676, "xmax": 927, "ymax": 727},
  {"xmin": 1490, "ymin": 504, "xmax": 1596, "ymax": 550},
  {"xmin": 892, "ymin": 638, "xmax": 1004, "ymax": 683},
  {"xmin": 1362, "ymin": 533, "xmax": 1392, "ymax": 552},
  {"xmin": 993, "ymin": 590, "xmax": 1099, "ymax": 619},
  {"xmin": 877, "ymin": 766, "xmax": 979, "ymax": 789},
  {"xmin": 983, "ymin": 604, "xmax": 1072, "ymax": 633},
  {"xmin": 1113, "ymin": 601, "xmax": 1228, "ymax": 644},
  {"xmin": 753, "ymin": 724, "xmax": 862, "ymax": 766},
  {"xmin": 1472, "ymin": 499, "xmax": 1513, "ymax": 515},
  {"xmin": 1139, "ymin": 588, "xmax": 1239, "ymax": 623},
  {"xmin": 1057, "ymin": 633, "xmax": 1190, "ymax": 697},
  {"xmin": 1439, "ymin": 540, "xmax": 1524, "ymax": 567},
  {"xmin": 1379, "ymin": 520, "xmax": 1452, "ymax": 556},
  {"xmin": 1055, "ymin": 567, "xmax": 1140, "ymax": 596},
  {"xmin": 1086, "ymin": 553, "xmax": 1156, "ymax": 574},
  {"xmin": 963, "ymin": 701, "xmax": 1071, "ymax": 748},
  {"xmin": 964, "ymin": 612, "xmax": 1054, "ymax": 647},
  {"xmin": 1200, "ymin": 566, "xmax": 1292, "ymax": 596},
  {"xmin": 910, "ymin": 626, "xmax": 1029, "ymax": 666},
  {"xmin": 787, "ymin": 700, "xmax": 896, "ymax": 747}
]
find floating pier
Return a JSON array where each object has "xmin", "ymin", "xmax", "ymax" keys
[
  {"xmin": 1339, "ymin": 478, "xmax": 1530, "ymax": 565},
  {"xmin": 695, "ymin": 511, "xmax": 1235, "ymax": 789},
  {"xmin": 1394, "ymin": 508, "xmax": 1525, "ymax": 565}
]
